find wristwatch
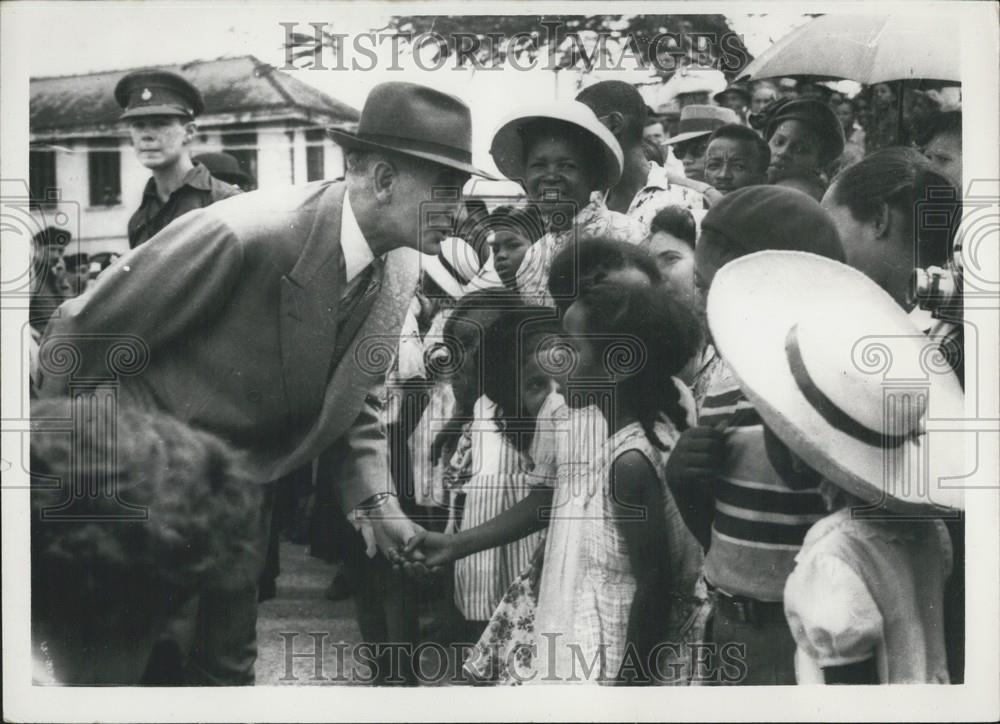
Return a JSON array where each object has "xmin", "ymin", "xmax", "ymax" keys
[{"xmin": 356, "ymin": 492, "xmax": 396, "ymax": 512}]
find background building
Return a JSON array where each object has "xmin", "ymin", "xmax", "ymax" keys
[{"xmin": 29, "ymin": 54, "xmax": 359, "ymax": 255}]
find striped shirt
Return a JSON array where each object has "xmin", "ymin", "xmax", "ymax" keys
[
  {"xmin": 452, "ymin": 393, "xmax": 560, "ymax": 621},
  {"xmin": 700, "ymin": 363, "xmax": 828, "ymax": 602}
]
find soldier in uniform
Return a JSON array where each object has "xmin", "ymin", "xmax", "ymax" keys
[{"xmin": 115, "ymin": 69, "xmax": 241, "ymax": 249}]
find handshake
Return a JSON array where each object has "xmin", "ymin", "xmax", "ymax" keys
[{"xmin": 356, "ymin": 494, "xmax": 458, "ymax": 576}]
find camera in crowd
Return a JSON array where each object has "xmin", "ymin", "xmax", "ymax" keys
[{"xmin": 909, "ymin": 184, "xmax": 963, "ymax": 321}]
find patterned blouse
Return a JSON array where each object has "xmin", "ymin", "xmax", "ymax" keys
[{"xmin": 515, "ymin": 193, "xmax": 648, "ymax": 307}]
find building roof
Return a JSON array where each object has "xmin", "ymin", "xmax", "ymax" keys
[{"xmin": 30, "ymin": 55, "xmax": 359, "ymax": 133}]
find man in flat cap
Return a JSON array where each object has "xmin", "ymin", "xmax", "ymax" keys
[
  {"xmin": 115, "ymin": 69, "xmax": 241, "ymax": 249},
  {"xmin": 39, "ymin": 81, "xmax": 493, "ymax": 685}
]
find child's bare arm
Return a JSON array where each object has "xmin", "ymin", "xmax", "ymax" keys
[
  {"xmin": 402, "ymin": 487, "xmax": 553, "ymax": 569},
  {"xmin": 612, "ymin": 450, "xmax": 674, "ymax": 685}
]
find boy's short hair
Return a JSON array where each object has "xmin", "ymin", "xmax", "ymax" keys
[
  {"xmin": 547, "ymin": 238, "xmax": 660, "ymax": 313},
  {"xmin": 487, "ymin": 204, "xmax": 546, "ymax": 243},
  {"xmin": 828, "ymin": 147, "xmax": 958, "ymax": 268},
  {"xmin": 576, "ymin": 80, "xmax": 647, "ymax": 144},
  {"xmin": 649, "ymin": 205, "xmax": 697, "ymax": 248},
  {"xmin": 707, "ymin": 123, "xmax": 771, "ymax": 174}
]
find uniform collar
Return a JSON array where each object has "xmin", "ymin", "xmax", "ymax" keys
[
  {"xmin": 142, "ymin": 162, "xmax": 214, "ymax": 198},
  {"xmin": 341, "ymin": 190, "xmax": 376, "ymax": 283}
]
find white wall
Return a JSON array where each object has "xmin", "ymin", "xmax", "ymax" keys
[{"xmin": 254, "ymin": 125, "xmax": 290, "ymax": 189}]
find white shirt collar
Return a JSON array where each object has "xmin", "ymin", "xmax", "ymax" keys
[{"xmin": 341, "ymin": 191, "xmax": 376, "ymax": 283}]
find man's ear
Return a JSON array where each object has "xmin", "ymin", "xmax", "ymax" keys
[
  {"xmin": 873, "ymin": 201, "xmax": 892, "ymax": 239},
  {"xmin": 602, "ymin": 111, "xmax": 626, "ymax": 138},
  {"xmin": 372, "ymin": 158, "xmax": 397, "ymax": 204},
  {"xmin": 182, "ymin": 121, "xmax": 198, "ymax": 145}
]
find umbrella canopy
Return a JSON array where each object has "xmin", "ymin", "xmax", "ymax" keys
[{"xmin": 738, "ymin": 13, "xmax": 960, "ymax": 85}]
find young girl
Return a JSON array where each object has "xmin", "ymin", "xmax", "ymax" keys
[
  {"xmin": 411, "ymin": 282, "xmax": 710, "ymax": 685},
  {"xmin": 536, "ymin": 281, "xmax": 708, "ymax": 685},
  {"xmin": 446, "ymin": 306, "xmax": 564, "ymax": 642}
]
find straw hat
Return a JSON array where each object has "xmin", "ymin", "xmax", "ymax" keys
[
  {"xmin": 708, "ymin": 250, "xmax": 964, "ymax": 514},
  {"xmin": 489, "ymin": 100, "xmax": 623, "ymax": 190}
]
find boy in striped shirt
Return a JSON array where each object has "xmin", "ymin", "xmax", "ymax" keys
[{"xmin": 665, "ymin": 186, "xmax": 846, "ymax": 685}]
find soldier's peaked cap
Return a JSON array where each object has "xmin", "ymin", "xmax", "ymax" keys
[{"xmin": 115, "ymin": 69, "xmax": 204, "ymax": 120}]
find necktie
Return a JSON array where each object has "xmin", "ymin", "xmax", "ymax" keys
[{"xmin": 328, "ymin": 257, "xmax": 384, "ymax": 382}]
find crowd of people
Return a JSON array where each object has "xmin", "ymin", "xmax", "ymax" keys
[{"xmin": 28, "ymin": 63, "xmax": 966, "ymax": 688}]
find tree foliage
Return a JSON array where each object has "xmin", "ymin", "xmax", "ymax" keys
[
  {"xmin": 283, "ymin": 14, "xmax": 754, "ymax": 79},
  {"xmin": 386, "ymin": 15, "xmax": 752, "ymax": 77}
]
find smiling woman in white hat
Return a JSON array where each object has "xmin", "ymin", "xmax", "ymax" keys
[
  {"xmin": 708, "ymin": 250, "xmax": 962, "ymax": 685},
  {"xmin": 488, "ymin": 101, "xmax": 646, "ymax": 305},
  {"xmin": 490, "ymin": 100, "xmax": 623, "ymax": 211}
]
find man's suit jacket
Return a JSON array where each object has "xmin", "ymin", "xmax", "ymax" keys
[{"xmin": 38, "ymin": 180, "xmax": 420, "ymax": 513}]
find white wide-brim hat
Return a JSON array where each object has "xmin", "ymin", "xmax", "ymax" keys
[
  {"xmin": 489, "ymin": 100, "xmax": 624, "ymax": 192},
  {"xmin": 708, "ymin": 251, "xmax": 965, "ymax": 514}
]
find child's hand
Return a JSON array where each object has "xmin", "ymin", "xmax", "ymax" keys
[
  {"xmin": 665, "ymin": 425, "xmax": 727, "ymax": 490},
  {"xmin": 665, "ymin": 424, "xmax": 727, "ymax": 548},
  {"xmin": 402, "ymin": 529, "xmax": 458, "ymax": 570}
]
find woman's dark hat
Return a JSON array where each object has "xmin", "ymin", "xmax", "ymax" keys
[
  {"xmin": 193, "ymin": 152, "xmax": 252, "ymax": 186},
  {"xmin": 763, "ymin": 98, "xmax": 845, "ymax": 164},
  {"xmin": 713, "ymin": 83, "xmax": 752, "ymax": 105},
  {"xmin": 115, "ymin": 70, "xmax": 204, "ymax": 120},
  {"xmin": 328, "ymin": 82, "xmax": 496, "ymax": 179}
]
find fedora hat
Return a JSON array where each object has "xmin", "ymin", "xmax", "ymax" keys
[
  {"xmin": 489, "ymin": 100, "xmax": 623, "ymax": 191},
  {"xmin": 664, "ymin": 104, "xmax": 742, "ymax": 146},
  {"xmin": 708, "ymin": 251, "xmax": 964, "ymax": 515},
  {"xmin": 328, "ymin": 82, "xmax": 495, "ymax": 179}
]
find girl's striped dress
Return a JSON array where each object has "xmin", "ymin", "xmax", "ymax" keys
[{"xmin": 451, "ymin": 393, "xmax": 560, "ymax": 623}]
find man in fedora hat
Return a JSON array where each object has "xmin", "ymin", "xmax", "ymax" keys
[
  {"xmin": 115, "ymin": 69, "xmax": 242, "ymax": 249},
  {"xmin": 39, "ymin": 81, "xmax": 494, "ymax": 685},
  {"xmin": 664, "ymin": 104, "xmax": 742, "ymax": 184}
]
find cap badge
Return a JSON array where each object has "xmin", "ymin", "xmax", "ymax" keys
[{"xmin": 141, "ymin": 88, "xmax": 152, "ymax": 101}]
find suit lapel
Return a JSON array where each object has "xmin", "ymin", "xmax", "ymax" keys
[
  {"xmin": 269, "ymin": 244, "xmax": 420, "ymax": 481},
  {"xmin": 279, "ymin": 182, "xmax": 346, "ymax": 423}
]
